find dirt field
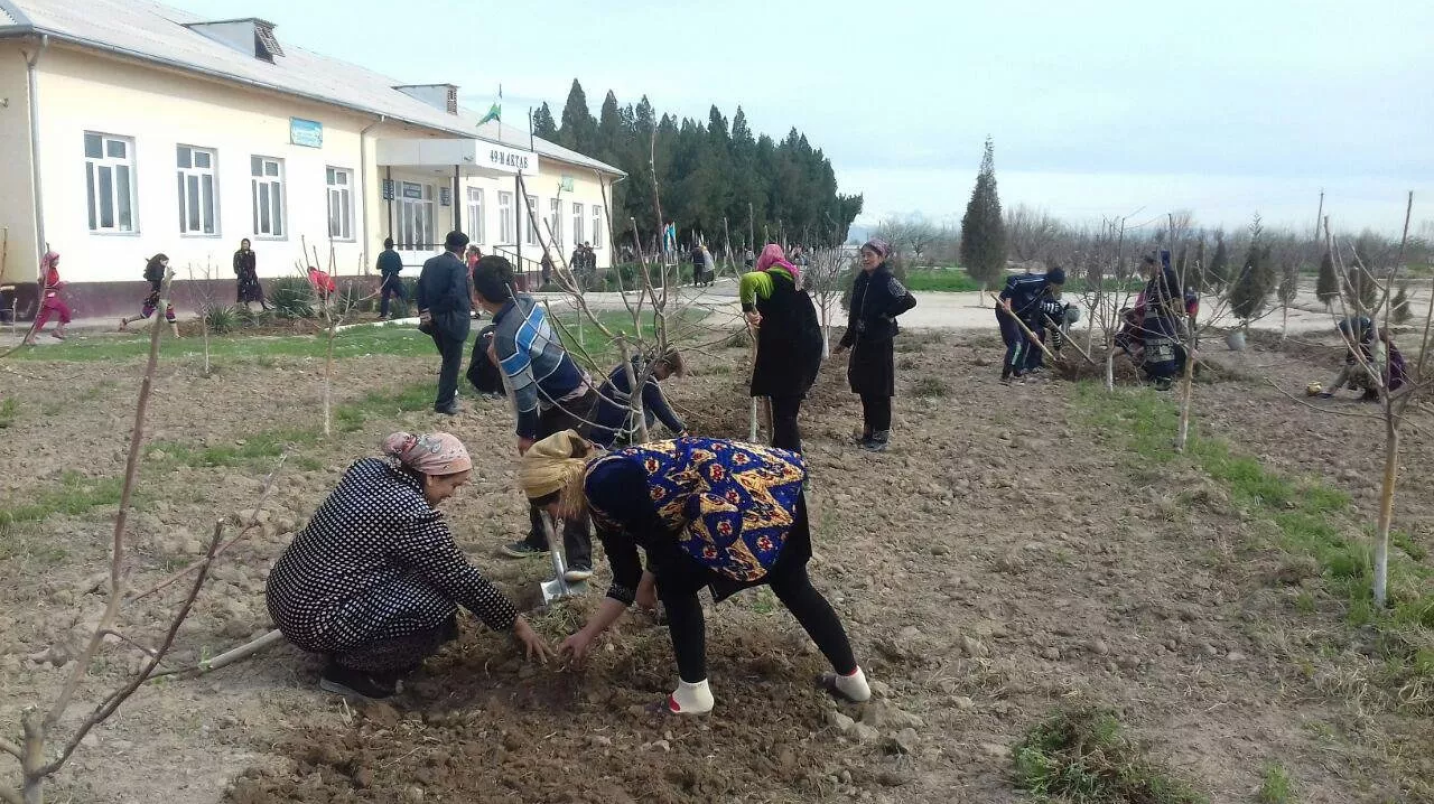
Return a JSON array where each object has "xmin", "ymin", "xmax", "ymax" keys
[{"xmin": 1, "ymin": 322, "xmax": 1432, "ymax": 803}]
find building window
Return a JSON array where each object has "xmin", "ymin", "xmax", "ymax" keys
[
  {"xmin": 548, "ymin": 198, "xmax": 562, "ymax": 247},
  {"xmin": 592, "ymin": 205, "xmax": 604, "ymax": 249},
  {"xmin": 525, "ymin": 195, "xmax": 540, "ymax": 246},
  {"xmin": 572, "ymin": 202, "xmax": 585, "ymax": 246},
  {"xmin": 176, "ymin": 145, "xmax": 217, "ymax": 236},
  {"xmin": 85, "ymin": 132, "xmax": 137, "ymax": 233},
  {"xmin": 250, "ymin": 156, "xmax": 285, "ymax": 238},
  {"xmin": 498, "ymin": 191, "xmax": 514, "ymax": 244},
  {"xmin": 326, "ymin": 167, "xmax": 354, "ymax": 241},
  {"xmin": 398, "ymin": 182, "xmax": 434, "ymax": 249},
  {"xmin": 466, "ymin": 187, "xmax": 485, "ymax": 244}
]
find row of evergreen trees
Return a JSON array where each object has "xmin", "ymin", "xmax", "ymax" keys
[{"xmin": 531, "ymin": 81, "xmax": 863, "ymax": 251}]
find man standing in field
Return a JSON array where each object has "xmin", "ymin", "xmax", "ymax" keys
[{"xmin": 417, "ymin": 231, "xmax": 473, "ymax": 415}]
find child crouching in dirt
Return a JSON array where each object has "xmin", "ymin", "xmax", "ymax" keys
[
  {"xmin": 520, "ymin": 430, "xmax": 873, "ymax": 715},
  {"xmin": 120, "ymin": 254, "xmax": 180, "ymax": 338},
  {"xmin": 266, "ymin": 432, "xmax": 551, "ymax": 700},
  {"xmin": 587, "ymin": 350, "xmax": 688, "ymax": 449}
]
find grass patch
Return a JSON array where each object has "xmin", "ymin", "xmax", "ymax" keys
[
  {"xmin": 0, "ymin": 472, "xmax": 125, "ymax": 525},
  {"xmin": 0, "ymin": 397, "xmax": 17, "ymax": 428},
  {"xmin": 1012, "ymin": 706, "xmax": 1205, "ymax": 803},
  {"xmin": 1073, "ymin": 383, "xmax": 1434, "ymax": 707},
  {"xmin": 906, "ymin": 268, "xmax": 983, "ymax": 293},
  {"xmin": 148, "ymin": 429, "xmax": 316, "ymax": 469},
  {"xmin": 912, "ymin": 377, "xmax": 950, "ymax": 398},
  {"xmin": 1256, "ymin": 762, "xmax": 1294, "ymax": 804}
]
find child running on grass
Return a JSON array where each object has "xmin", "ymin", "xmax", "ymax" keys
[{"xmin": 120, "ymin": 254, "xmax": 180, "ymax": 338}]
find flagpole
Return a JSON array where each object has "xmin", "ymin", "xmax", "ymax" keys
[{"xmin": 498, "ymin": 83, "xmax": 503, "ymax": 141}]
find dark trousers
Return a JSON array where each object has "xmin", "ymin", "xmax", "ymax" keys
[
  {"xmin": 860, "ymin": 393, "xmax": 891, "ymax": 433},
  {"xmin": 1023, "ymin": 323, "xmax": 1046, "ymax": 372},
  {"xmin": 998, "ymin": 312, "xmax": 1025, "ymax": 378},
  {"xmin": 523, "ymin": 390, "xmax": 597, "ymax": 567},
  {"xmin": 379, "ymin": 274, "xmax": 407, "ymax": 317},
  {"xmin": 333, "ymin": 614, "xmax": 458, "ymax": 675},
  {"xmin": 662, "ymin": 564, "xmax": 857, "ymax": 683},
  {"xmin": 431, "ymin": 330, "xmax": 466, "ymax": 409},
  {"xmin": 769, "ymin": 394, "xmax": 804, "ymax": 452}
]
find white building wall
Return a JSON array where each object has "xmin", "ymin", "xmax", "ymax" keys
[
  {"xmin": 36, "ymin": 45, "xmax": 374, "ymax": 284},
  {"xmin": 0, "ymin": 42, "xmax": 38, "ymax": 286}
]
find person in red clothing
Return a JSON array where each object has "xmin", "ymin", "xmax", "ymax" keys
[
  {"xmin": 25, "ymin": 251, "xmax": 70, "ymax": 344},
  {"xmin": 307, "ymin": 266, "xmax": 337, "ymax": 301}
]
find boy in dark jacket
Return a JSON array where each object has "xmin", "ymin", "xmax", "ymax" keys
[
  {"xmin": 588, "ymin": 351, "xmax": 688, "ymax": 448},
  {"xmin": 996, "ymin": 266, "xmax": 1065, "ymax": 383},
  {"xmin": 834, "ymin": 239, "xmax": 917, "ymax": 451}
]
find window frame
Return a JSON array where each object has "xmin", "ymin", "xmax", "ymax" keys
[
  {"xmin": 466, "ymin": 187, "xmax": 486, "ymax": 245},
  {"xmin": 397, "ymin": 181, "xmax": 435, "ymax": 250},
  {"xmin": 548, "ymin": 197, "xmax": 562, "ymax": 248},
  {"xmin": 250, "ymin": 155, "xmax": 287, "ymax": 240},
  {"xmin": 525, "ymin": 194, "xmax": 540, "ymax": 246},
  {"xmin": 572, "ymin": 201, "xmax": 585, "ymax": 247},
  {"xmin": 326, "ymin": 166, "xmax": 355, "ymax": 242},
  {"xmin": 176, "ymin": 144, "xmax": 219, "ymax": 238},
  {"xmin": 591, "ymin": 205, "xmax": 604, "ymax": 250},
  {"xmin": 84, "ymin": 131, "xmax": 140, "ymax": 235},
  {"xmin": 497, "ymin": 191, "xmax": 515, "ymax": 244}
]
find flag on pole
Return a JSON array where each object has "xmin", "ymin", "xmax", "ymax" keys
[{"xmin": 478, "ymin": 102, "xmax": 501, "ymax": 126}]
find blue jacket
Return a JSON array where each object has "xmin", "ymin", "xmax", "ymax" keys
[
  {"xmin": 377, "ymin": 249, "xmax": 404, "ymax": 277},
  {"xmin": 492, "ymin": 295, "xmax": 589, "ymax": 438},
  {"xmin": 588, "ymin": 357, "xmax": 685, "ymax": 448},
  {"xmin": 999, "ymin": 273, "xmax": 1055, "ymax": 320}
]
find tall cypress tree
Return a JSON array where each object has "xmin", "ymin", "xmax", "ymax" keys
[
  {"xmin": 1315, "ymin": 249, "xmax": 1338, "ymax": 307},
  {"xmin": 1230, "ymin": 216, "xmax": 1275, "ymax": 324},
  {"xmin": 960, "ymin": 137, "xmax": 1007, "ymax": 288},
  {"xmin": 557, "ymin": 79, "xmax": 596, "ymax": 154},
  {"xmin": 531, "ymin": 103, "xmax": 558, "ymax": 140},
  {"xmin": 1208, "ymin": 233, "xmax": 1230, "ymax": 289}
]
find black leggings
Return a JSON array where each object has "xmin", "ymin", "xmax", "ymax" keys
[
  {"xmin": 769, "ymin": 394, "xmax": 804, "ymax": 452},
  {"xmin": 660, "ymin": 565, "xmax": 857, "ymax": 683},
  {"xmin": 860, "ymin": 393, "xmax": 891, "ymax": 433}
]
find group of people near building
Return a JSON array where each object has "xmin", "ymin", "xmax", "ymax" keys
[{"xmin": 263, "ymin": 233, "xmax": 916, "ymax": 716}]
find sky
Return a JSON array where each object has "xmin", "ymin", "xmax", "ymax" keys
[{"xmin": 166, "ymin": 0, "xmax": 1434, "ymax": 235}]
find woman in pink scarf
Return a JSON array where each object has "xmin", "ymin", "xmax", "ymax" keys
[
  {"xmin": 739, "ymin": 243, "xmax": 824, "ymax": 451},
  {"xmin": 25, "ymin": 251, "xmax": 71, "ymax": 344},
  {"xmin": 266, "ymin": 431, "xmax": 551, "ymax": 699}
]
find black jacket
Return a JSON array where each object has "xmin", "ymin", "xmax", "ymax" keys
[
  {"xmin": 750, "ymin": 272, "xmax": 824, "ymax": 398},
  {"xmin": 416, "ymin": 252, "xmax": 473, "ymax": 340},
  {"xmin": 839, "ymin": 265, "xmax": 917, "ymax": 349},
  {"xmin": 377, "ymin": 250, "xmax": 404, "ymax": 277}
]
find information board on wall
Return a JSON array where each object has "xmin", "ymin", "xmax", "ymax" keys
[{"xmin": 290, "ymin": 118, "xmax": 323, "ymax": 148}]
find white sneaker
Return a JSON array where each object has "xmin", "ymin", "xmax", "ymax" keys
[{"xmin": 563, "ymin": 567, "xmax": 593, "ymax": 582}]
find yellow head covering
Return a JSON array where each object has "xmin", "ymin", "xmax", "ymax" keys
[{"xmin": 519, "ymin": 430, "xmax": 591, "ymax": 506}]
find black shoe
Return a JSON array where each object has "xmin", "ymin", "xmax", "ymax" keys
[
  {"xmin": 859, "ymin": 431, "xmax": 890, "ymax": 452},
  {"xmin": 434, "ymin": 402, "xmax": 460, "ymax": 416},
  {"xmin": 501, "ymin": 540, "xmax": 549, "ymax": 559},
  {"xmin": 319, "ymin": 663, "xmax": 397, "ymax": 700}
]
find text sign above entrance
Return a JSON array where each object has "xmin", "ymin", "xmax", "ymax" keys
[{"xmin": 484, "ymin": 143, "xmax": 533, "ymax": 174}]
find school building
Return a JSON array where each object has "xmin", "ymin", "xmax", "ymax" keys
[{"xmin": 0, "ymin": 0, "xmax": 624, "ymax": 318}]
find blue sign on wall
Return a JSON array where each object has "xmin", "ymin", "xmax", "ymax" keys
[{"xmin": 290, "ymin": 118, "xmax": 323, "ymax": 148}]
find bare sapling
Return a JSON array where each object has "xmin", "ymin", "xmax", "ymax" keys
[{"xmin": 1, "ymin": 267, "xmax": 223, "ymax": 804}]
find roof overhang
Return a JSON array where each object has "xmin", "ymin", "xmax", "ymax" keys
[{"xmin": 377, "ymin": 138, "xmax": 538, "ymax": 178}]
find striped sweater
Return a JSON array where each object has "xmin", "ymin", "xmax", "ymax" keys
[{"xmin": 492, "ymin": 295, "xmax": 590, "ymax": 438}]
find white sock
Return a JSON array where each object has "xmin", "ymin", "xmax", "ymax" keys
[
  {"xmin": 668, "ymin": 678, "xmax": 714, "ymax": 714},
  {"xmin": 833, "ymin": 666, "xmax": 871, "ymax": 702}
]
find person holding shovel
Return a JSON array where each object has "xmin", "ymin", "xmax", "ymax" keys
[
  {"xmin": 266, "ymin": 432, "xmax": 551, "ymax": 700},
  {"xmin": 834, "ymin": 238, "xmax": 917, "ymax": 452},
  {"xmin": 995, "ymin": 266, "xmax": 1065, "ymax": 384},
  {"xmin": 741, "ymin": 243, "xmax": 824, "ymax": 452},
  {"xmin": 519, "ymin": 430, "xmax": 873, "ymax": 715}
]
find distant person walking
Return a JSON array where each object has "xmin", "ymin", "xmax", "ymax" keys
[
  {"xmin": 233, "ymin": 238, "xmax": 267, "ymax": 311},
  {"xmin": 26, "ymin": 250, "xmax": 71, "ymax": 343},
  {"xmin": 834, "ymin": 239, "xmax": 917, "ymax": 452},
  {"xmin": 376, "ymin": 237, "xmax": 407, "ymax": 319},
  {"xmin": 417, "ymin": 231, "xmax": 474, "ymax": 416}
]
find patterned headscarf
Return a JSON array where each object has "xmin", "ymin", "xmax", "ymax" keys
[
  {"xmin": 862, "ymin": 239, "xmax": 891, "ymax": 260},
  {"xmin": 755, "ymin": 243, "xmax": 801, "ymax": 285},
  {"xmin": 383, "ymin": 432, "xmax": 472, "ymax": 476}
]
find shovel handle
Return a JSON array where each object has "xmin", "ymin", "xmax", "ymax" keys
[{"xmin": 539, "ymin": 510, "xmax": 566, "ymax": 576}]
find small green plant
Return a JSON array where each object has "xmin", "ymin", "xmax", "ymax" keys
[
  {"xmin": 269, "ymin": 277, "xmax": 316, "ymax": 319},
  {"xmin": 911, "ymin": 376, "xmax": 949, "ymax": 398},
  {"xmin": 0, "ymin": 397, "xmax": 17, "ymax": 428},
  {"xmin": 1256, "ymin": 762, "xmax": 1294, "ymax": 804},
  {"xmin": 1013, "ymin": 706, "xmax": 1206, "ymax": 804},
  {"xmin": 205, "ymin": 305, "xmax": 240, "ymax": 335},
  {"xmin": 236, "ymin": 306, "xmax": 274, "ymax": 328}
]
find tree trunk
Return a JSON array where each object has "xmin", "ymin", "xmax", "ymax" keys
[
  {"xmin": 1374, "ymin": 414, "xmax": 1399, "ymax": 608},
  {"xmin": 1175, "ymin": 347, "xmax": 1196, "ymax": 452}
]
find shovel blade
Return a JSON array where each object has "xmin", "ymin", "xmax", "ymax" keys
[{"xmin": 541, "ymin": 577, "xmax": 589, "ymax": 604}]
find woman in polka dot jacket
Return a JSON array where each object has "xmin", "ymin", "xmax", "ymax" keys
[{"xmin": 267, "ymin": 432, "xmax": 552, "ymax": 699}]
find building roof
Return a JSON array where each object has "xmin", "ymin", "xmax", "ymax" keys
[{"xmin": 0, "ymin": 0, "xmax": 624, "ymax": 177}]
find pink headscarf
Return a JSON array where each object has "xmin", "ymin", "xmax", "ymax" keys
[
  {"xmin": 383, "ymin": 432, "xmax": 472, "ymax": 476},
  {"xmin": 755, "ymin": 243, "xmax": 800, "ymax": 285},
  {"xmin": 40, "ymin": 252, "xmax": 60, "ymax": 271}
]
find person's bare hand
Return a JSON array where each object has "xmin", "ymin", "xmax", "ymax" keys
[
  {"xmin": 512, "ymin": 618, "xmax": 553, "ymax": 663},
  {"xmin": 635, "ymin": 582, "xmax": 658, "ymax": 612},
  {"xmin": 559, "ymin": 630, "xmax": 595, "ymax": 664},
  {"xmin": 745, "ymin": 311, "xmax": 762, "ymax": 328},
  {"xmin": 518, "ymin": 437, "xmax": 535, "ymax": 455}
]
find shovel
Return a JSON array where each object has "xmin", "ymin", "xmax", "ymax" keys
[{"xmin": 539, "ymin": 510, "xmax": 589, "ymax": 603}]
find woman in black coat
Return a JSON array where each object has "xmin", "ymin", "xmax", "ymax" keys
[
  {"xmin": 741, "ymin": 244, "xmax": 824, "ymax": 452},
  {"xmin": 834, "ymin": 239, "xmax": 917, "ymax": 451},
  {"xmin": 233, "ymin": 239, "xmax": 267, "ymax": 310}
]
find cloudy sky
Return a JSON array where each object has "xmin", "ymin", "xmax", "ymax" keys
[{"xmin": 169, "ymin": 0, "xmax": 1433, "ymax": 234}]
